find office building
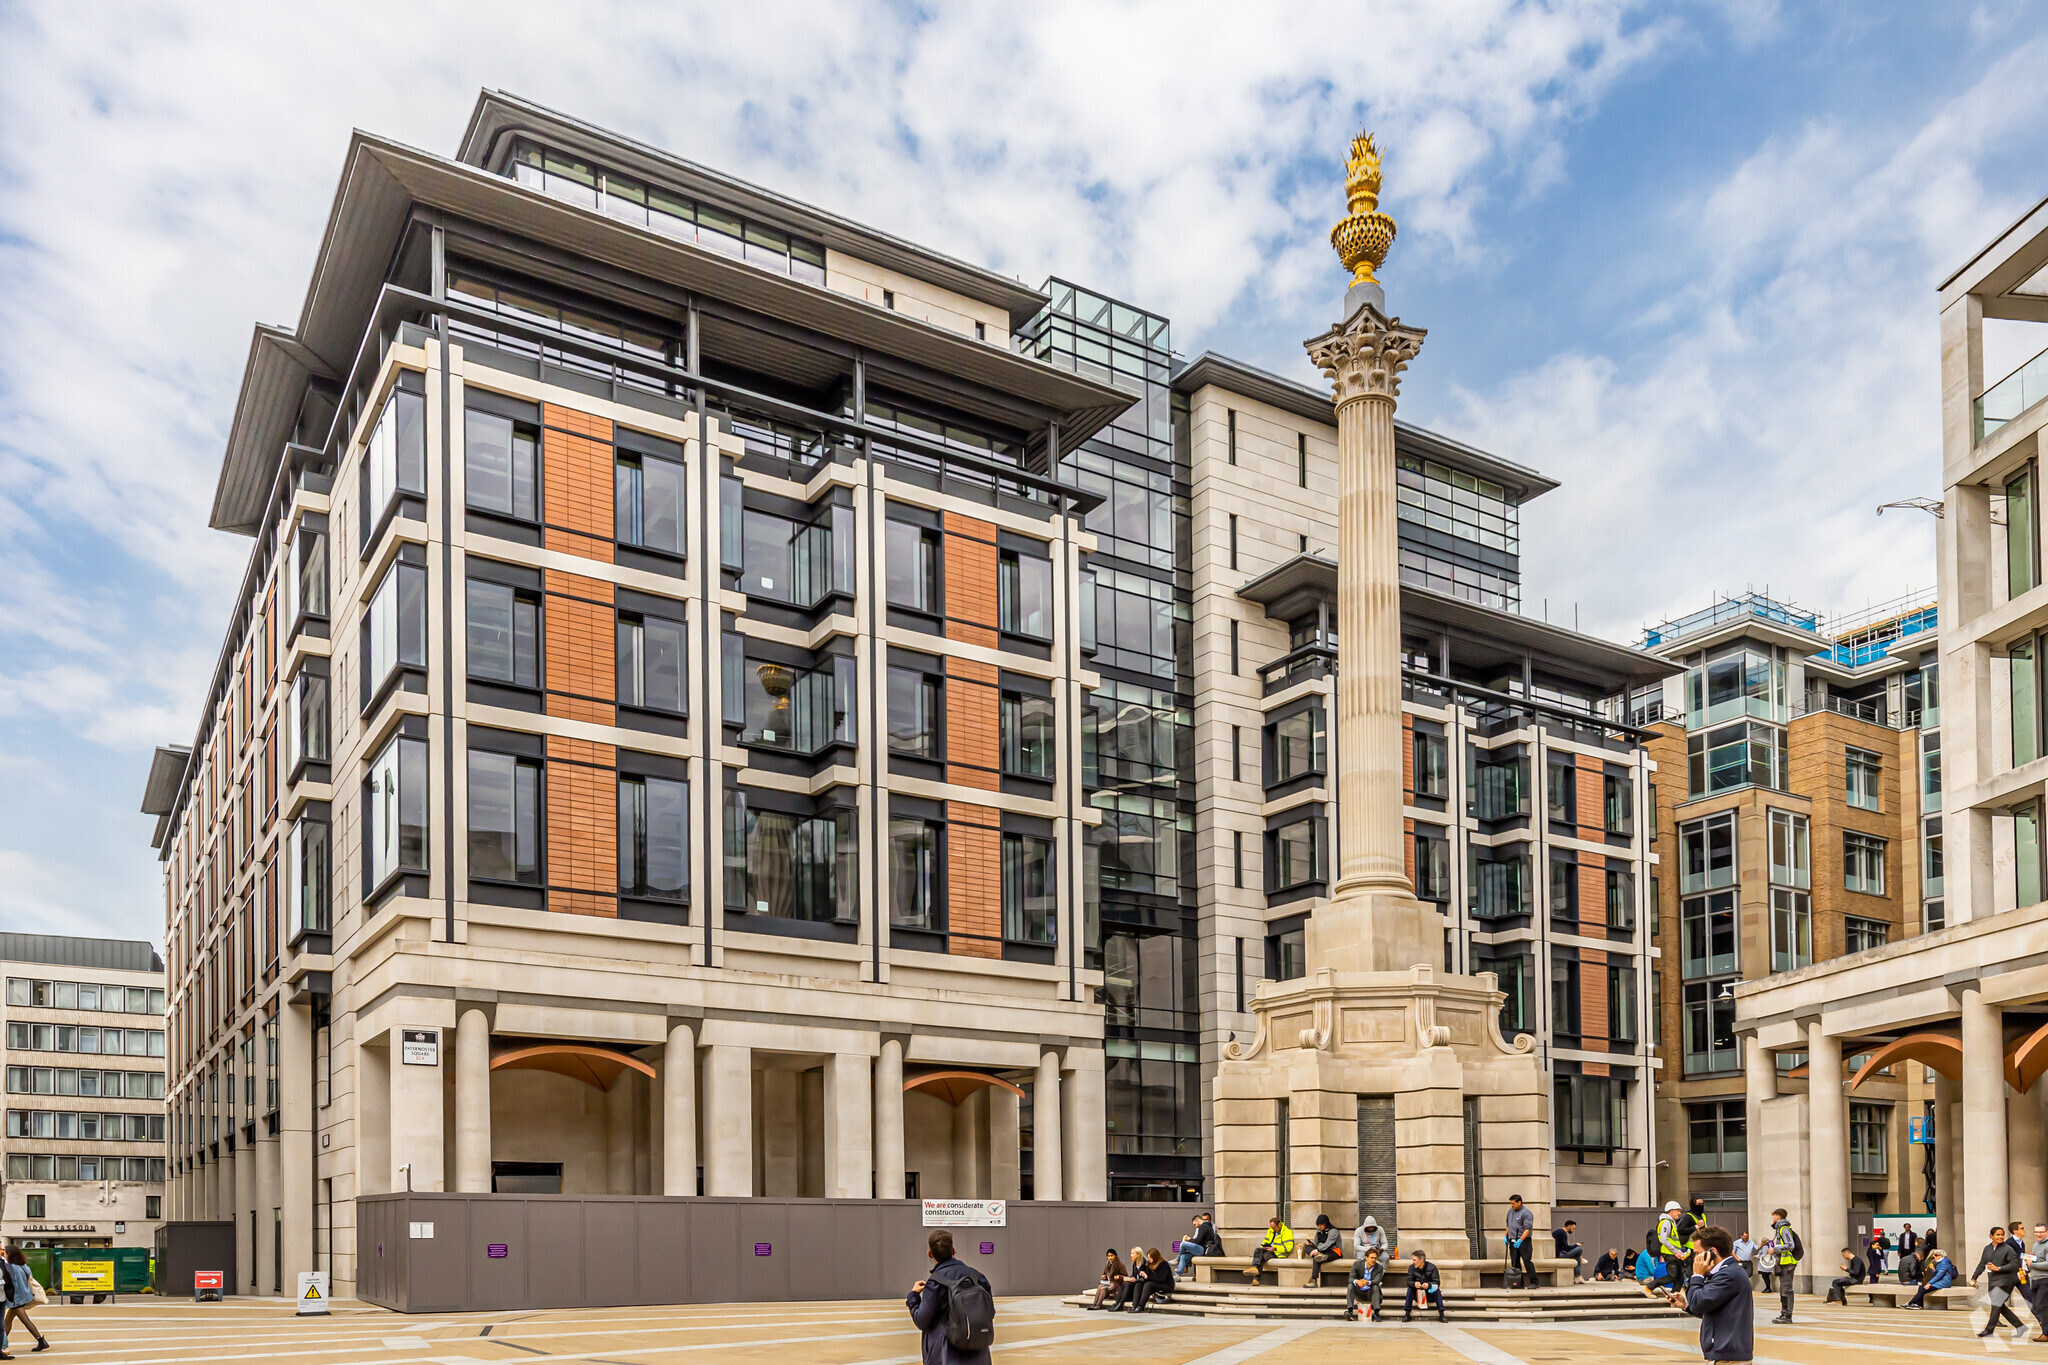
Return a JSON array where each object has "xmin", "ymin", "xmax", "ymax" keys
[
  {"xmin": 1638, "ymin": 591, "xmax": 1940, "ymax": 1217},
  {"xmin": 2, "ymin": 933, "xmax": 167, "ymax": 1250},
  {"xmin": 142, "ymin": 91, "xmax": 1130, "ymax": 1297},
  {"xmin": 1171, "ymin": 353, "xmax": 1674, "ymax": 1208},
  {"xmin": 1735, "ymin": 187, "xmax": 2048, "ymax": 1285}
]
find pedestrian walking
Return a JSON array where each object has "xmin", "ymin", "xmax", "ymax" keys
[
  {"xmin": 907, "ymin": 1229, "xmax": 995, "ymax": 1365},
  {"xmin": 2025, "ymin": 1225, "xmax": 2048, "ymax": 1337},
  {"xmin": 1658, "ymin": 1201, "xmax": 1690, "ymax": 1288},
  {"xmin": 1669, "ymin": 1226, "xmax": 1753, "ymax": 1364},
  {"xmin": 1765, "ymin": 1207, "xmax": 1802, "ymax": 1324},
  {"xmin": 1970, "ymin": 1224, "xmax": 2027, "ymax": 1340},
  {"xmin": 1731, "ymin": 1231, "xmax": 1755, "ymax": 1288},
  {"xmin": 0, "ymin": 1252, "xmax": 44, "ymax": 1360},
  {"xmin": 1865, "ymin": 1229, "xmax": 1890, "ymax": 1283}
]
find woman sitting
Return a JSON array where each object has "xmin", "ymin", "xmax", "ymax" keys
[
  {"xmin": 1115, "ymin": 1247, "xmax": 1175, "ymax": 1312},
  {"xmin": 1088, "ymin": 1249, "xmax": 1128, "ymax": 1310}
]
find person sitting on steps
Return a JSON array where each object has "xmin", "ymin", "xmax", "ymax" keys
[
  {"xmin": 1247, "ymin": 1217, "xmax": 1295, "ymax": 1281},
  {"xmin": 1304, "ymin": 1215, "xmax": 1342, "ymax": 1288},
  {"xmin": 1403, "ymin": 1249, "xmax": 1446, "ymax": 1323},
  {"xmin": 1346, "ymin": 1246, "xmax": 1384, "ymax": 1322}
]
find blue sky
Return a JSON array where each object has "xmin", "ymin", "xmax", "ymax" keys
[{"xmin": 3, "ymin": 0, "xmax": 2046, "ymax": 946}]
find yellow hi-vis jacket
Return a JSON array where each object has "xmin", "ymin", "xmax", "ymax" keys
[
  {"xmin": 1260, "ymin": 1223, "xmax": 1296, "ymax": 1256},
  {"xmin": 1657, "ymin": 1213, "xmax": 1684, "ymax": 1257},
  {"xmin": 1771, "ymin": 1222, "xmax": 1800, "ymax": 1266}
]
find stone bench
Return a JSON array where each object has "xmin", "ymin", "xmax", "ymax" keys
[
  {"xmin": 1191, "ymin": 1256, "xmax": 1370, "ymax": 1288},
  {"xmin": 1844, "ymin": 1282, "xmax": 1973, "ymax": 1309}
]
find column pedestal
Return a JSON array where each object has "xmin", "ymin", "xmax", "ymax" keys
[
  {"xmin": 454, "ymin": 1009, "xmax": 491, "ymax": 1193},
  {"xmin": 663, "ymin": 1022, "xmax": 697, "ymax": 1196}
]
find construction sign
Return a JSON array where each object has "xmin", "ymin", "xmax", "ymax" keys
[{"xmin": 297, "ymin": 1269, "xmax": 331, "ymax": 1315}]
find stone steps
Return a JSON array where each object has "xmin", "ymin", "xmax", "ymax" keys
[{"xmin": 1065, "ymin": 1281, "xmax": 1684, "ymax": 1323}]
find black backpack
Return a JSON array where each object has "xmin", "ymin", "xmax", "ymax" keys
[
  {"xmin": 1784, "ymin": 1227, "xmax": 1804, "ymax": 1263},
  {"xmin": 939, "ymin": 1264, "xmax": 996, "ymax": 1352}
]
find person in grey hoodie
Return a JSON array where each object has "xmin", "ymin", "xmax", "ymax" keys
[{"xmin": 1353, "ymin": 1215, "xmax": 1388, "ymax": 1266}]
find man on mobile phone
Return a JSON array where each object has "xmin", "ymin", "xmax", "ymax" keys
[{"xmin": 1670, "ymin": 1226, "xmax": 1753, "ymax": 1364}]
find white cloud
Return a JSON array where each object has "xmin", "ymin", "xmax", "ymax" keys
[{"xmin": 1442, "ymin": 34, "xmax": 2048, "ymax": 641}]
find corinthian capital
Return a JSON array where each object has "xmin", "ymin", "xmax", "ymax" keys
[{"xmin": 1305, "ymin": 303, "xmax": 1427, "ymax": 407}]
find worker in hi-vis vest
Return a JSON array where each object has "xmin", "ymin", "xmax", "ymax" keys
[{"xmin": 1768, "ymin": 1208, "xmax": 1802, "ymax": 1324}]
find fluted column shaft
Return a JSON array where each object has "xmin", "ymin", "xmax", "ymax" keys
[{"xmin": 1333, "ymin": 386, "xmax": 1408, "ymax": 895}]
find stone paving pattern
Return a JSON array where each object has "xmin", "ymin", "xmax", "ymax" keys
[{"xmin": 10, "ymin": 1293, "xmax": 2018, "ymax": 1364}]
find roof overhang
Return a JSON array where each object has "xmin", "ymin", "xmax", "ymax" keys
[
  {"xmin": 1644, "ymin": 616, "xmax": 1827, "ymax": 660},
  {"xmin": 141, "ymin": 745, "xmax": 192, "ymax": 852},
  {"xmin": 212, "ymin": 127, "xmax": 1131, "ymax": 540},
  {"xmin": 458, "ymin": 91, "xmax": 1051, "ymax": 325},
  {"xmin": 1237, "ymin": 552, "xmax": 1338, "ymax": 623},
  {"xmin": 1940, "ymin": 190, "xmax": 2048, "ymax": 320},
  {"xmin": 1173, "ymin": 350, "xmax": 1559, "ymax": 503},
  {"xmin": 1400, "ymin": 584, "xmax": 1680, "ymax": 693}
]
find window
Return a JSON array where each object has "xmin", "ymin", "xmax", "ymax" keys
[
  {"xmin": 1609, "ymin": 963, "xmax": 1639, "ymax": 1042},
  {"xmin": 2020, "ymin": 802, "xmax": 2044, "ymax": 910},
  {"xmin": 1846, "ymin": 916, "xmax": 1889, "ymax": 954},
  {"xmin": 1767, "ymin": 810, "xmax": 1809, "ymax": 888},
  {"xmin": 1002, "ymin": 834, "xmax": 1055, "ymax": 944},
  {"xmin": 468, "ymin": 752, "xmax": 540, "ymax": 885},
  {"xmin": 291, "ymin": 526, "xmax": 329, "ymax": 624},
  {"xmin": 1922, "ymin": 730, "xmax": 1942, "ymax": 811},
  {"xmin": 724, "ymin": 640, "xmax": 857, "ymax": 753},
  {"xmin": 1412, "ymin": 729, "xmax": 1448, "ymax": 799},
  {"xmin": 364, "ymin": 734, "xmax": 428, "ymax": 891},
  {"xmin": 998, "ymin": 550, "xmax": 1052, "ymax": 638},
  {"xmin": 1478, "ymin": 949, "xmax": 1533, "ymax": 1035},
  {"xmin": 1605, "ymin": 865, "xmax": 1635, "ymax": 931},
  {"xmin": 1687, "ymin": 1100, "xmax": 1746, "ymax": 1172},
  {"xmin": 1470, "ymin": 848, "xmax": 1531, "ymax": 918},
  {"xmin": 1687, "ymin": 720, "xmax": 1787, "ymax": 795},
  {"xmin": 889, "ymin": 818, "xmax": 941, "ymax": 930},
  {"xmin": 365, "ymin": 559, "xmax": 426, "ymax": 700},
  {"xmin": 1682, "ymin": 890, "xmax": 1738, "ymax": 978},
  {"xmin": 286, "ymin": 815, "xmax": 330, "ymax": 939},
  {"xmin": 1603, "ymin": 772, "xmax": 1634, "ymax": 836},
  {"xmin": 1226, "ymin": 409, "xmax": 1236, "ymax": 464},
  {"xmin": 885, "ymin": 518, "xmax": 938, "ymax": 613},
  {"xmin": 1229, "ymin": 619, "xmax": 1239, "ymax": 675},
  {"xmin": 288, "ymin": 668, "xmax": 329, "ymax": 768},
  {"xmin": 466, "ymin": 579, "xmax": 539, "ymax": 689},
  {"xmin": 363, "ymin": 385, "xmax": 426, "ymax": 537},
  {"xmin": 883, "ymin": 289, "xmax": 895, "ymax": 309},
  {"xmin": 1845, "ymin": 746, "xmax": 1881, "ymax": 811},
  {"xmin": 1265, "ymin": 708, "xmax": 1326, "ymax": 785},
  {"xmin": 1924, "ymin": 822, "xmax": 1945, "ymax": 895},
  {"xmin": 617, "ymin": 775, "xmax": 689, "ymax": 902},
  {"xmin": 737, "ymin": 505, "xmax": 851, "ymax": 607},
  {"xmin": 2018, "ymin": 637, "xmax": 2042, "ymax": 767},
  {"xmin": 1267, "ymin": 819, "xmax": 1323, "ymax": 891},
  {"xmin": 1849, "ymin": 1102, "xmax": 1889, "ymax": 1175},
  {"xmin": 615, "ymin": 450, "xmax": 684, "ymax": 555},
  {"xmin": 1413, "ymin": 829, "xmax": 1450, "ymax": 902},
  {"xmin": 1266, "ymin": 925, "xmax": 1306, "ymax": 981},
  {"xmin": 25, "ymin": 1195, "xmax": 43, "ymax": 1219},
  {"xmin": 1551, "ymin": 958, "xmax": 1582, "ymax": 1035},
  {"xmin": 1549, "ymin": 854, "xmax": 1579, "ymax": 920},
  {"xmin": 1227, "ymin": 514, "xmax": 1238, "ymax": 570},
  {"xmin": 465, "ymin": 407, "xmax": 538, "ymax": 522},
  {"xmin": 1770, "ymin": 888, "xmax": 1812, "ymax": 972},
  {"xmin": 2010, "ymin": 463, "xmax": 2039, "ymax": 599},
  {"xmin": 1000, "ymin": 693, "xmax": 1055, "ymax": 779},
  {"xmin": 1844, "ymin": 831, "xmax": 1887, "ymax": 895},
  {"xmin": 1683, "ymin": 979, "xmax": 1740, "ymax": 1074},
  {"xmin": 1468, "ymin": 749, "xmax": 1530, "ymax": 820},
  {"xmin": 1679, "ymin": 811, "xmax": 1737, "ymax": 893},
  {"xmin": 1684, "ymin": 646, "xmax": 1788, "ymax": 727},
  {"xmin": 1296, "ymin": 431, "xmax": 1308, "ymax": 487},
  {"xmin": 1554, "ymin": 1073, "xmax": 1623, "ymax": 1150},
  {"xmin": 888, "ymin": 667, "xmax": 940, "ymax": 758},
  {"xmin": 1546, "ymin": 760, "xmax": 1576, "ymax": 824},
  {"xmin": 616, "ymin": 613, "xmax": 685, "ymax": 712},
  {"xmin": 1231, "ymin": 724, "xmax": 1242, "ymax": 782},
  {"xmin": 1233, "ymin": 830, "xmax": 1244, "ymax": 889}
]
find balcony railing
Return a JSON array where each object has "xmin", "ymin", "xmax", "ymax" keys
[{"xmin": 1977, "ymin": 344, "xmax": 2048, "ymax": 443}]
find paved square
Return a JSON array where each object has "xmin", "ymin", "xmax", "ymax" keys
[{"xmin": 8, "ymin": 1292, "xmax": 2018, "ymax": 1364}]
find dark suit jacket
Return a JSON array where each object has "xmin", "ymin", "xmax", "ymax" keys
[{"xmin": 1685, "ymin": 1259, "xmax": 1756, "ymax": 1362}]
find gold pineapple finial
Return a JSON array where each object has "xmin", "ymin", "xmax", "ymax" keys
[{"xmin": 1331, "ymin": 131, "xmax": 1397, "ymax": 286}]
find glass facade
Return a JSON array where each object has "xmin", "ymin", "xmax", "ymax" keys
[
  {"xmin": 1395, "ymin": 454, "xmax": 1521, "ymax": 609},
  {"xmin": 1024, "ymin": 281, "xmax": 1199, "ymax": 1199}
]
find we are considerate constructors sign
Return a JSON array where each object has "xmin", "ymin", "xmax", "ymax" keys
[{"xmin": 922, "ymin": 1200, "xmax": 1006, "ymax": 1227}]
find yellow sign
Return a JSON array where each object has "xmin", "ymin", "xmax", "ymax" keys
[{"xmin": 60, "ymin": 1259, "xmax": 115, "ymax": 1293}]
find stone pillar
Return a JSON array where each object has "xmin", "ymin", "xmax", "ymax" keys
[
  {"xmin": 278, "ymin": 1001, "xmax": 314, "ymax": 1288},
  {"xmin": 1807, "ymin": 1023, "xmax": 1848, "ymax": 1296},
  {"xmin": 2009, "ymin": 1083, "xmax": 2046, "ymax": 1227},
  {"xmin": 454, "ymin": 1008, "xmax": 491, "ymax": 1193},
  {"xmin": 1934, "ymin": 1074, "xmax": 1961, "ymax": 1240},
  {"xmin": 389, "ymin": 1025, "xmax": 445, "ymax": 1192},
  {"xmin": 256, "ymin": 1130, "xmax": 281, "ymax": 1294},
  {"xmin": 1302, "ymin": 302, "xmax": 1437, "ymax": 972},
  {"xmin": 1962, "ymin": 986, "xmax": 2010, "ymax": 1241},
  {"xmin": 989, "ymin": 1086, "xmax": 1022, "ymax": 1202},
  {"xmin": 875, "ymin": 1040, "xmax": 906, "ymax": 1199},
  {"xmin": 823, "ymin": 1052, "xmax": 873, "ymax": 1199},
  {"xmin": 1031, "ymin": 1050, "xmax": 1061, "ymax": 1201},
  {"xmin": 358, "ymin": 1040, "xmax": 391, "ymax": 1195},
  {"xmin": 1395, "ymin": 1047, "xmax": 1471, "ymax": 1261},
  {"xmin": 701, "ymin": 1044, "xmax": 752, "ymax": 1197},
  {"xmin": 1061, "ymin": 1050, "xmax": 1107, "ymax": 1201},
  {"xmin": 606, "ymin": 1072, "xmax": 636, "ymax": 1194},
  {"xmin": 1745, "ymin": 1038, "xmax": 1777, "ymax": 1236},
  {"xmin": 234, "ymin": 1144, "xmax": 254, "ymax": 1286},
  {"xmin": 663, "ymin": 1022, "xmax": 697, "ymax": 1196},
  {"xmin": 953, "ymin": 1088, "xmax": 987, "ymax": 1199},
  {"xmin": 761, "ymin": 1068, "xmax": 801, "ymax": 1197}
]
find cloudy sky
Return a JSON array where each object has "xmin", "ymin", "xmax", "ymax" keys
[{"xmin": 3, "ymin": 1, "xmax": 2045, "ymax": 946}]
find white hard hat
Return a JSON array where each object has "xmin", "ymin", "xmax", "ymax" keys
[{"xmin": 1664, "ymin": 1201, "xmax": 1682, "ymax": 1212}]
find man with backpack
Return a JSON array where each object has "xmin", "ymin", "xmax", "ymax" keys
[
  {"xmin": 908, "ymin": 1230, "xmax": 995, "ymax": 1365},
  {"xmin": 1767, "ymin": 1207, "xmax": 1803, "ymax": 1324}
]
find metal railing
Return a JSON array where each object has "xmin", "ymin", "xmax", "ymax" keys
[{"xmin": 1977, "ymin": 343, "xmax": 2048, "ymax": 443}]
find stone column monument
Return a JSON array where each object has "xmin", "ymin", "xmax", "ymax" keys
[{"xmin": 1211, "ymin": 133, "xmax": 1554, "ymax": 1280}]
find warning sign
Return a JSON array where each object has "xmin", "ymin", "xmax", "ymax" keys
[
  {"xmin": 60, "ymin": 1260, "xmax": 115, "ymax": 1293},
  {"xmin": 297, "ymin": 1270, "xmax": 331, "ymax": 1316}
]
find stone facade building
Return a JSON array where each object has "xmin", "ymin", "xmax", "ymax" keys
[{"xmin": 143, "ymin": 92, "xmax": 1129, "ymax": 1298}]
